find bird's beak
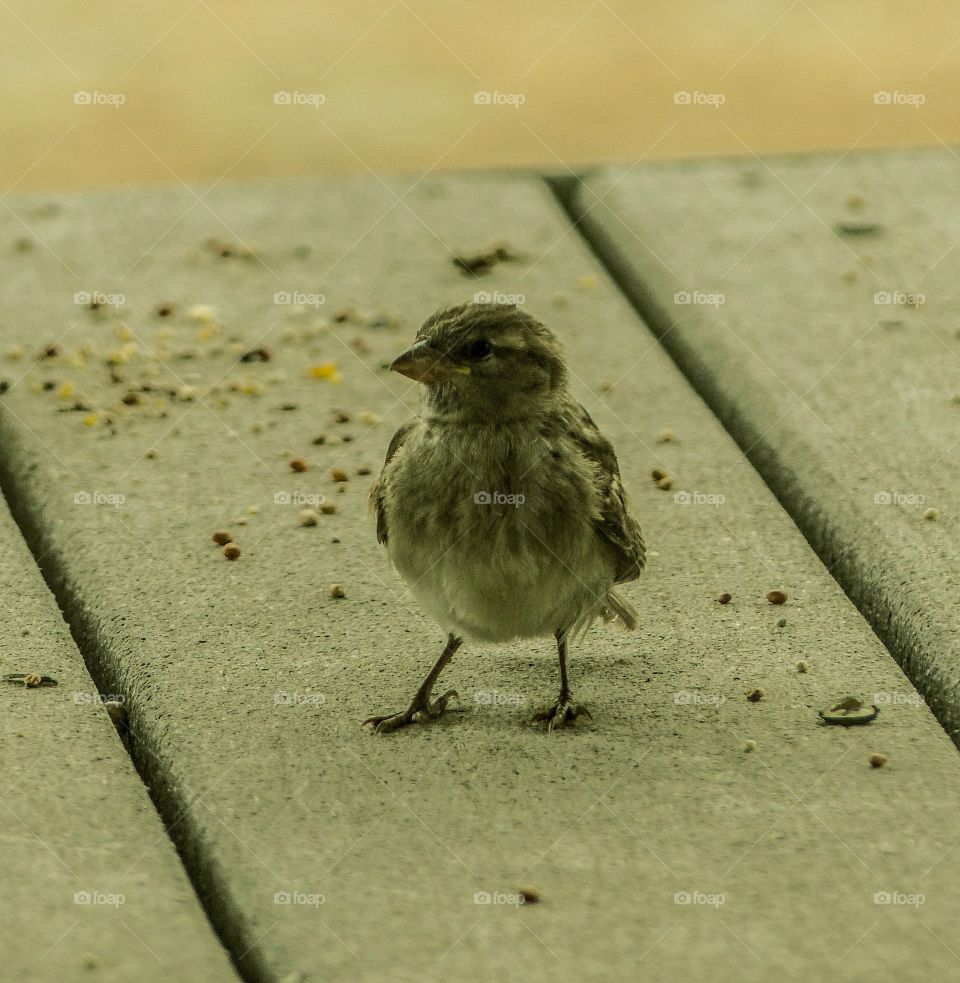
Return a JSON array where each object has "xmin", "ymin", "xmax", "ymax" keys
[{"xmin": 390, "ymin": 342, "xmax": 471, "ymax": 384}]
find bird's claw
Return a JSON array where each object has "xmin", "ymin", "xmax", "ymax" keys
[
  {"xmin": 363, "ymin": 689, "xmax": 460, "ymax": 733},
  {"xmin": 532, "ymin": 698, "xmax": 592, "ymax": 732}
]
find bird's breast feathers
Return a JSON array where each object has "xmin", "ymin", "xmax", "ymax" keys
[{"xmin": 378, "ymin": 420, "xmax": 619, "ymax": 640}]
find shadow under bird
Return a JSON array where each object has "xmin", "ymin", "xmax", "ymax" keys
[{"xmin": 364, "ymin": 302, "xmax": 645, "ymax": 733}]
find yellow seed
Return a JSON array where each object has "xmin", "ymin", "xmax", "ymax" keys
[{"xmin": 309, "ymin": 362, "xmax": 341, "ymax": 382}]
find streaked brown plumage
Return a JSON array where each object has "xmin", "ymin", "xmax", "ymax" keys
[{"xmin": 364, "ymin": 303, "xmax": 645, "ymax": 732}]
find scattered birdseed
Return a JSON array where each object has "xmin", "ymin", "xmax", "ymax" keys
[
  {"xmin": 290, "ymin": 457, "xmax": 308, "ymax": 473},
  {"xmin": 835, "ymin": 221, "xmax": 882, "ymax": 236},
  {"xmin": 206, "ymin": 237, "xmax": 256, "ymax": 259},
  {"xmin": 312, "ymin": 434, "xmax": 327, "ymax": 445},
  {"xmin": 155, "ymin": 302, "xmax": 175, "ymax": 317},
  {"xmin": 177, "ymin": 385, "xmax": 197, "ymax": 401},
  {"xmin": 869, "ymin": 753, "xmax": 887, "ymax": 769},
  {"xmin": 309, "ymin": 362, "xmax": 341, "ymax": 382},
  {"xmin": 766, "ymin": 589, "xmax": 788, "ymax": 605},
  {"xmin": 923, "ymin": 508, "xmax": 939, "ymax": 521},
  {"xmin": 718, "ymin": 592, "xmax": 732, "ymax": 604},
  {"xmin": 743, "ymin": 740, "xmax": 757, "ymax": 752},
  {"xmin": 279, "ymin": 401, "xmax": 298, "ymax": 411},
  {"xmin": 40, "ymin": 343, "xmax": 60, "ymax": 359},
  {"xmin": 122, "ymin": 392, "xmax": 140, "ymax": 405},
  {"xmin": 235, "ymin": 517, "xmax": 249, "ymax": 526},
  {"xmin": 299, "ymin": 508, "xmax": 318, "ymax": 526},
  {"xmin": 846, "ymin": 192, "xmax": 866, "ymax": 211},
  {"xmin": 331, "ymin": 537, "xmax": 341, "ymax": 543},
  {"xmin": 329, "ymin": 583, "xmax": 346, "ymax": 599},
  {"xmin": 212, "ymin": 530, "xmax": 233, "ymax": 545},
  {"xmin": 240, "ymin": 346, "xmax": 273, "ymax": 362},
  {"xmin": 776, "ymin": 617, "xmax": 787, "ymax": 628},
  {"xmin": 187, "ymin": 304, "xmax": 217, "ymax": 324},
  {"xmin": 333, "ymin": 304, "xmax": 361, "ymax": 323},
  {"xmin": 4, "ymin": 672, "xmax": 58, "ymax": 687},
  {"xmin": 5, "ymin": 345, "xmax": 24, "ymax": 359},
  {"xmin": 819, "ymin": 698, "xmax": 879, "ymax": 726},
  {"xmin": 330, "ymin": 467, "xmax": 348, "ymax": 482},
  {"xmin": 320, "ymin": 501, "xmax": 337, "ymax": 514},
  {"xmin": 796, "ymin": 660, "xmax": 809, "ymax": 673},
  {"xmin": 452, "ymin": 243, "xmax": 523, "ymax": 277},
  {"xmin": 247, "ymin": 505, "xmax": 259, "ymax": 515},
  {"xmin": 0, "ymin": 380, "xmax": 8, "ymax": 395},
  {"xmin": 356, "ymin": 466, "xmax": 371, "ymax": 476},
  {"xmin": 745, "ymin": 688, "xmax": 765, "ymax": 702},
  {"xmin": 146, "ymin": 447, "xmax": 159, "ymax": 459},
  {"xmin": 357, "ymin": 411, "xmax": 379, "ymax": 425},
  {"xmin": 651, "ymin": 467, "xmax": 668, "ymax": 481},
  {"xmin": 334, "ymin": 411, "xmax": 351, "ymax": 423},
  {"xmin": 223, "ymin": 543, "xmax": 241, "ymax": 560},
  {"xmin": 656, "ymin": 476, "xmax": 673, "ymax": 491},
  {"xmin": 657, "ymin": 428, "xmax": 676, "ymax": 443},
  {"xmin": 518, "ymin": 886, "xmax": 540, "ymax": 904}
]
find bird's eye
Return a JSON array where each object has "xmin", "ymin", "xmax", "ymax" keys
[{"xmin": 461, "ymin": 338, "xmax": 493, "ymax": 359}]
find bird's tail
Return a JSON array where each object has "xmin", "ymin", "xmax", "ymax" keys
[{"xmin": 601, "ymin": 590, "xmax": 639, "ymax": 631}]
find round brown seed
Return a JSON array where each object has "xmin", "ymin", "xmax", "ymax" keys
[
  {"xmin": 212, "ymin": 530, "xmax": 233, "ymax": 545},
  {"xmin": 223, "ymin": 543, "xmax": 241, "ymax": 560},
  {"xmin": 289, "ymin": 457, "xmax": 308, "ymax": 473},
  {"xmin": 766, "ymin": 589, "xmax": 788, "ymax": 605}
]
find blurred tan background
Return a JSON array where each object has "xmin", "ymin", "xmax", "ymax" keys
[{"xmin": 2, "ymin": 0, "xmax": 958, "ymax": 192}]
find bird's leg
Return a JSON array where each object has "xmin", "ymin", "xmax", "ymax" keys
[
  {"xmin": 363, "ymin": 634, "xmax": 462, "ymax": 734},
  {"xmin": 532, "ymin": 630, "xmax": 592, "ymax": 731}
]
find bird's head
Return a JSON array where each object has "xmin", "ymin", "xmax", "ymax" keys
[{"xmin": 390, "ymin": 303, "xmax": 568, "ymax": 420}]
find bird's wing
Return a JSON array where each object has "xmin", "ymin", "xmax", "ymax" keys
[
  {"xmin": 370, "ymin": 420, "xmax": 417, "ymax": 545},
  {"xmin": 568, "ymin": 404, "xmax": 646, "ymax": 583}
]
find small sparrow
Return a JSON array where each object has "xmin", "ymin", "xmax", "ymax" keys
[{"xmin": 364, "ymin": 303, "xmax": 645, "ymax": 733}]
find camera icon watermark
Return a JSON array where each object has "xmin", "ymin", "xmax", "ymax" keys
[
  {"xmin": 872, "ymin": 490, "xmax": 925, "ymax": 506},
  {"xmin": 673, "ymin": 91, "xmax": 726, "ymax": 108},
  {"xmin": 74, "ymin": 890, "xmax": 125, "ymax": 907},
  {"xmin": 473, "ymin": 890, "xmax": 526, "ymax": 907},
  {"xmin": 274, "ymin": 291, "xmax": 325, "ymax": 307},
  {"xmin": 74, "ymin": 91, "xmax": 126, "ymax": 108},
  {"xmin": 473, "ymin": 491, "xmax": 525, "ymax": 508},
  {"xmin": 273, "ymin": 691, "xmax": 327, "ymax": 706},
  {"xmin": 74, "ymin": 290, "xmax": 125, "ymax": 308},
  {"xmin": 474, "ymin": 690, "xmax": 526, "ymax": 707},
  {"xmin": 273, "ymin": 91, "xmax": 325, "ymax": 108},
  {"xmin": 473, "ymin": 90, "xmax": 526, "ymax": 108},
  {"xmin": 873, "ymin": 691, "xmax": 925, "ymax": 706},
  {"xmin": 673, "ymin": 691, "xmax": 725, "ymax": 707},
  {"xmin": 72, "ymin": 490, "xmax": 125, "ymax": 508},
  {"xmin": 673, "ymin": 290, "xmax": 725, "ymax": 308},
  {"xmin": 873, "ymin": 290, "xmax": 924, "ymax": 307},
  {"xmin": 673, "ymin": 890, "xmax": 725, "ymax": 907},
  {"xmin": 73, "ymin": 692, "xmax": 125, "ymax": 706},
  {"xmin": 473, "ymin": 291, "xmax": 525, "ymax": 305},
  {"xmin": 273, "ymin": 491, "xmax": 326, "ymax": 506},
  {"xmin": 673, "ymin": 490, "xmax": 725, "ymax": 507},
  {"xmin": 873, "ymin": 891, "xmax": 925, "ymax": 907},
  {"xmin": 873, "ymin": 91, "xmax": 925, "ymax": 107},
  {"xmin": 273, "ymin": 890, "xmax": 325, "ymax": 906}
]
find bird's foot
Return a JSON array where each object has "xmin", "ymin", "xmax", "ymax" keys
[
  {"xmin": 531, "ymin": 696, "xmax": 592, "ymax": 732},
  {"xmin": 362, "ymin": 689, "xmax": 459, "ymax": 734}
]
